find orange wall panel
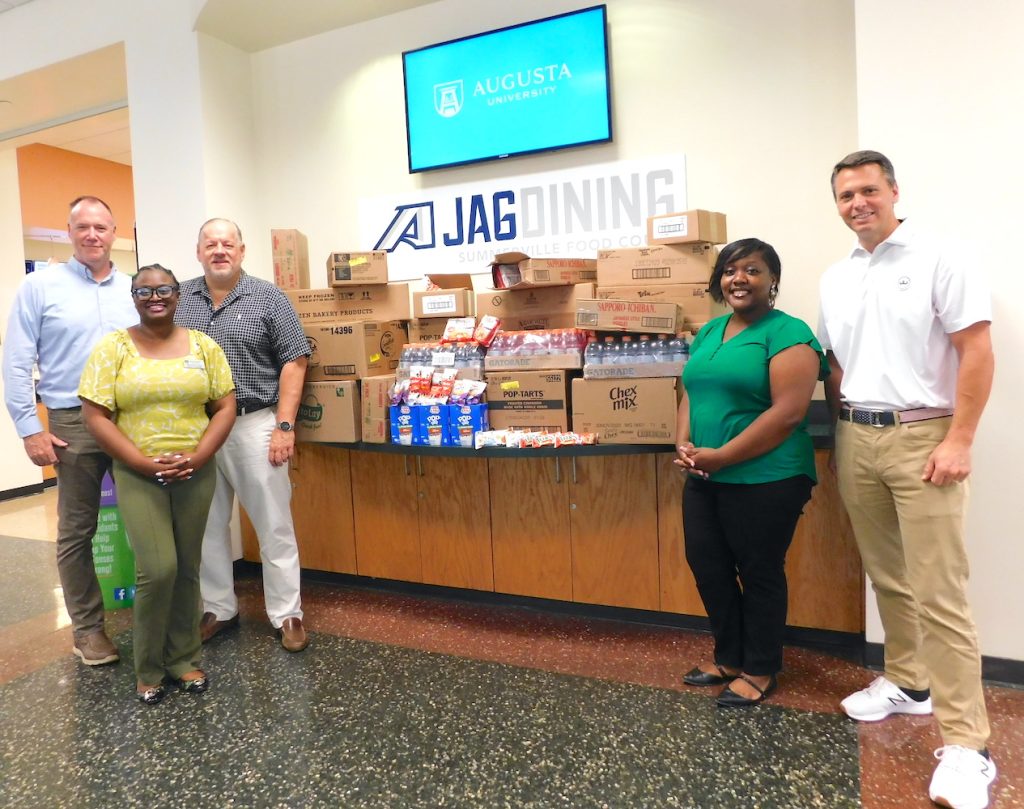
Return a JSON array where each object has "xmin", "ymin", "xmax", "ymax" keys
[{"xmin": 17, "ymin": 144, "xmax": 135, "ymax": 233}]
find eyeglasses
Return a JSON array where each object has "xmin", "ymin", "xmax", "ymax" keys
[{"xmin": 132, "ymin": 285, "xmax": 179, "ymax": 300}]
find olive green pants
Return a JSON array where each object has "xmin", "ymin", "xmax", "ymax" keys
[{"xmin": 113, "ymin": 461, "xmax": 216, "ymax": 685}]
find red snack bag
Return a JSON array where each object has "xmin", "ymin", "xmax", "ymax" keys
[{"xmin": 473, "ymin": 315, "xmax": 501, "ymax": 347}]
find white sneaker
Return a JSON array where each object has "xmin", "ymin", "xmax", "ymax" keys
[
  {"xmin": 929, "ymin": 745, "xmax": 997, "ymax": 809},
  {"xmin": 840, "ymin": 675, "xmax": 933, "ymax": 721}
]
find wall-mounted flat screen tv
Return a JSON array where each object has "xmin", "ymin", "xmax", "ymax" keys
[{"xmin": 402, "ymin": 5, "xmax": 611, "ymax": 173}]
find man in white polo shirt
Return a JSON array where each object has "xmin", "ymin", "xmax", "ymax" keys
[{"xmin": 818, "ymin": 150, "xmax": 996, "ymax": 809}]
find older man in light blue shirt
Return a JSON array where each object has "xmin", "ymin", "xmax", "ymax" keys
[{"xmin": 3, "ymin": 196, "xmax": 138, "ymax": 666}]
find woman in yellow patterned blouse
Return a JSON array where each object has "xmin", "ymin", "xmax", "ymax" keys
[{"xmin": 79, "ymin": 264, "xmax": 236, "ymax": 705}]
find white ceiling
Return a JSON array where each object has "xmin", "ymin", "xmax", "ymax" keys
[
  {"xmin": 194, "ymin": 0, "xmax": 440, "ymax": 53},
  {"xmin": 0, "ymin": 0, "xmax": 439, "ymax": 167},
  {"xmin": 0, "ymin": 43, "xmax": 130, "ymax": 165}
]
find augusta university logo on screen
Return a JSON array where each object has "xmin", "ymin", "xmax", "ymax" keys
[
  {"xmin": 434, "ymin": 63, "xmax": 573, "ymax": 118},
  {"xmin": 434, "ymin": 81, "xmax": 463, "ymax": 117}
]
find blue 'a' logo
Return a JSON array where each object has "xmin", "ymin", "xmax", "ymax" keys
[{"xmin": 374, "ymin": 202, "xmax": 436, "ymax": 251}]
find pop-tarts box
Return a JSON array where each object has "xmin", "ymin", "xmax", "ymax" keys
[
  {"xmin": 414, "ymin": 404, "xmax": 451, "ymax": 447},
  {"xmin": 389, "ymin": 404, "xmax": 415, "ymax": 445},
  {"xmin": 447, "ymin": 404, "xmax": 489, "ymax": 448}
]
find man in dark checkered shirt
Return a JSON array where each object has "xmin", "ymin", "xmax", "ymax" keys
[{"xmin": 175, "ymin": 218, "xmax": 311, "ymax": 653}]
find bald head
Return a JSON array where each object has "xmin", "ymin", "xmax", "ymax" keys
[{"xmin": 197, "ymin": 218, "xmax": 246, "ymax": 285}]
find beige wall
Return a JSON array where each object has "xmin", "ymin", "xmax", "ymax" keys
[
  {"xmin": 0, "ymin": 151, "xmax": 38, "ymax": 492},
  {"xmin": 249, "ymin": 0, "xmax": 857, "ymax": 332},
  {"xmin": 853, "ymin": 0, "xmax": 1023, "ymax": 659}
]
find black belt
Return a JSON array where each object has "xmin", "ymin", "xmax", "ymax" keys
[
  {"xmin": 236, "ymin": 401, "xmax": 274, "ymax": 416},
  {"xmin": 839, "ymin": 406, "xmax": 953, "ymax": 427}
]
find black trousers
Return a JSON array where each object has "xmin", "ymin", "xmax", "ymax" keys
[{"xmin": 683, "ymin": 474, "xmax": 814, "ymax": 676}]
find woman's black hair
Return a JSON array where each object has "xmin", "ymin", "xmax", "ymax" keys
[
  {"xmin": 133, "ymin": 263, "xmax": 179, "ymax": 288},
  {"xmin": 707, "ymin": 238, "xmax": 781, "ymax": 303}
]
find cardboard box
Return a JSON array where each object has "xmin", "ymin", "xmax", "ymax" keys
[
  {"xmin": 362, "ymin": 418, "xmax": 390, "ymax": 444},
  {"xmin": 271, "ymin": 229, "xmax": 310, "ymax": 290},
  {"xmin": 448, "ymin": 403, "xmax": 489, "ymax": 448},
  {"xmin": 304, "ymin": 320, "xmax": 407, "ymax": 381},
  {"xmin": 296, "ymin": 381, "xmax": 361, "ymax": 443},
  {"xmin": 597, "ymin": 245, "xmax": 717, "ymax": 286},
  {"xmin": 484, "ymin": 352, "xmax": 584, "ymax": 372},
  {"xmin": 647, "ymin": 210, "xmax": 728, "ymax": 246},
  {"xmin": 286, "ymin": 284, "xmax": 411, "ymax": 323},
  {"xmin": 326, "ymin": 251, "xmax": 389, "ymax": 286},
  {"xmin": 407, "ymin": 317, "xmax": 449, "ymax": 343},
  {"xmin": 413, "ymin": 274, "xmax": 474, "ymax": 319},
  {"xmin": 485, "ymin": 370, "xmax": 572, "ymax": 432},
  {"xmin": 360, "ymin": 375, "xmax": 395, "ymax": 443},
  {"xmin": 389, "ymin": 404, "xmax": 414, "ymax": 445},
  {"xmin": 596, "ymin": 283, "xmax": 725, "ymax": 330},
  {"xmin": 414, "ymin": 403, "xmax": 451, "ymax": 447},
  {"xmin": 490, "ymin": 252, "xmax": 597, "ymax": 289},
  {"xmin": 571, "ymin": 377, "xmax": 680, "ymax": 445},
  {"xmin": 360, "ymin": 375, "xmax": 394, "ymax": 422},
  {"xmin": 576, "ymin": 298, "xmax": 683, "ymax": 335},
  {"xmin": 475, "ymin": 283, "xmax": 595, "ymax": 331},
  {"xmin": 583, "ymin": 360, "xmax": 685, "ymax": 380}
]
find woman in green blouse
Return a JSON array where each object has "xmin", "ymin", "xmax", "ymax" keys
[
  {"xmin": 79, "ymin": 264, "xmax": 236, "ymax": 704},
  {"xmin": 675, "ymin": 238, "xmax": 828, "ymax": 707}
]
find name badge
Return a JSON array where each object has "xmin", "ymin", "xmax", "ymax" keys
[{"xmin": 184, "ymin": 359, "xmax": 205, "ymax": 370}]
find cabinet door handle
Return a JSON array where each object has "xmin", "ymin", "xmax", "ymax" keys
[
  {"xmin": 554, "ymin": 456, "xmax": 561, "ymax": 484},
  {"xmin": 416, "ymin": 455, "xmax": 424, "ymax": 477},
  {"xmin": 404, "ymin": 455, "xmax": 411, "ymax": 476},
  {"xmin": 572, "ymin": 456, "xmax": 577, "ymax": 485}
]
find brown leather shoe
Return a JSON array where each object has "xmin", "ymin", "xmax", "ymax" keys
[
  {"xmin": 199, "ymin": 611, "xmax": 239, "ymax": 643},
  {"xmin": 73, "ymin": 631, "xmax": 120, "ymax": 666},
  {"xmin": 278, "ymin": 617, "xmax": 308, "ymax": 652}
]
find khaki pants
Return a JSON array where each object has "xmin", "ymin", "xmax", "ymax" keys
[
  {"xmin": 48, "ymin": 407, "xmax": 111, "ymax": 638},
  {"xmin": 836, "ymin": 417, "xmax": 989, "ymax": 748}
]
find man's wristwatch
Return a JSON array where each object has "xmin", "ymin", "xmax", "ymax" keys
[{"xmin": 277, "ymin": 421, "xmax": 293, "ymax": 432}]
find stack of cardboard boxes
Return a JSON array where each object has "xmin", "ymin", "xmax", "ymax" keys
[
  {"xmin": 279, "ymin": 237, "xmax": 409, "ymax": 444},
  {"xmin": 568, "ymin": 210, "xmax": 729, "ymax": 445},
  {"xmin": 480, "ymin": 253, "xmax": 595, "ymax": 434},
  {"xmin": 274, "ymin": 213, "xmax": 728, "ymax": 449}
]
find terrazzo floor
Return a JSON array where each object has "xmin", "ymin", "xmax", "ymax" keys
[{"xmin": 1, "ymin": 490, "xmax": 1021, "ymax": 808}]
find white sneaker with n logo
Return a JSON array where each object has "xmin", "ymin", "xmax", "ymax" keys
[
  {"xmin": 840, "ymin": 675, "xmax": 933, "ymax": 721},
  {"xmin": 929, "ymin": 745, "xmax": 997, "ymax": 809}
]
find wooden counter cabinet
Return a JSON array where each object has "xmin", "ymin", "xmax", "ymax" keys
[
  {"xmin": 489, "ymin": 453, "xmax": 661, "ymax": 611},
  {"xmin": 242, "ymin": 442, "xmax": 864, "ymax": 638},
  {"xmin": 350, "ymin": 451, "xmax": 493, "ymax": 591}
]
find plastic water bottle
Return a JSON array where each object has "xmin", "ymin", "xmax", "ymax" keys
[
  {"xmin": 603, "ymin": 335, "xmax": 620, "ymax": 366},
  {"xmin": 667, "ymin": 334, "xmax": 686, "ymax": 364},
  {"xmin": 619, "ymin": 335, "xmax": 636, "ymax": 365},
  {"xmin": 650, "ymin": 334, "xmax": 668, "ymax": 364},
  {"xmin": 635, "ymin": 335, "xmax": 654, "ymax": 366},
  {"xmin": 469, "ymin": 341, "xmax": 485, "ymax": 373},
  {"xmin": 398, "ymin": 344, "xmax": 414, "ymax": 372},
  {"xmin": 584, "ymin": 338, "xmax": 602, "ymax": 366}
]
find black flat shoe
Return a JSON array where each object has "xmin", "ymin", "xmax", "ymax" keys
[
  {"xmin": 174, "ymin": 672, "xmax": 209, "ymax": 694},
  {"xmin": 683, "ymin": 664, "xmax": 737, "ymax": 687},
  {"xmin": 716, "ymin": 673, "xmax": 777, "ymax": 708},
  {"xmin": 136, "ymin": 684, "xmax": 167, "ymax": 705}
]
